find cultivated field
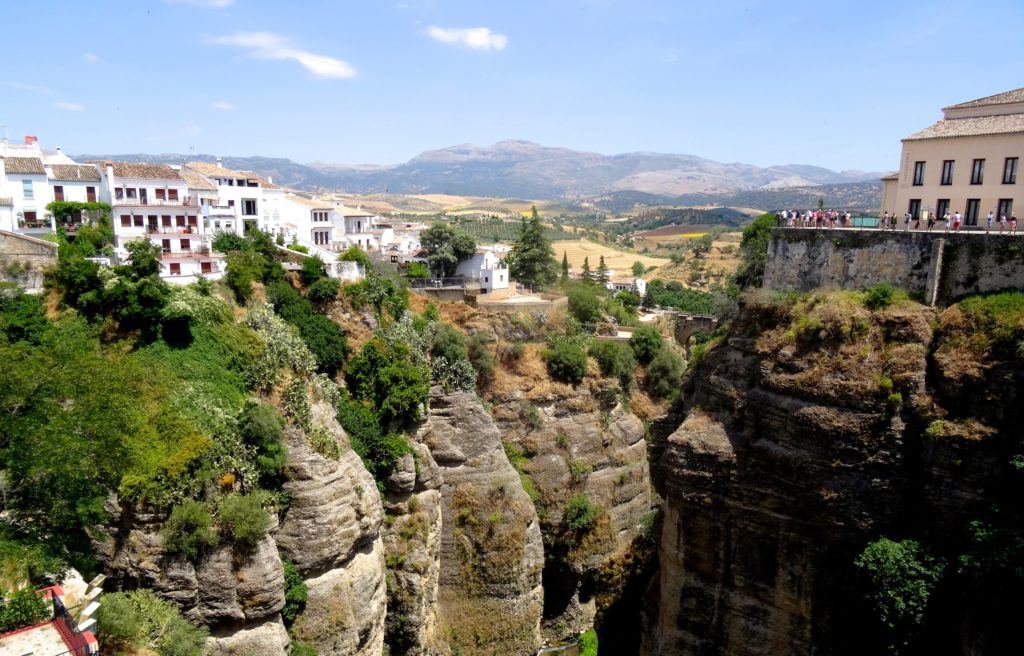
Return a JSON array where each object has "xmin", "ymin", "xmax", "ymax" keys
[
  {"xmin": 552, "ymin": 239, "xmax": 668, "ymax": 273},
  {"xmin": 636, "ymin": 224, "xmax": 711, "ymax": 238}
]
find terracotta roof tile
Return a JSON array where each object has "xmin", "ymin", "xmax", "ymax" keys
[
  {"xmin": 903, "ymin": 113, "xmax": 1024, "ymax": 141},
  {"xmin": 287, "ymin": 194, "xmax": 332, "ymax": 210},
  {"xmin": 2, "ymin": 157, "xmax": 46, "ymax": 174},
  {"xmin": 943, "ymin": 87, "xmax": 1024, "ymax": 110},
  {"xmin": 47, "ymin": 163, "xmax": 100, "ymax": 181},
  {"xmin": 103, "ymin": 161, "xmax": 183, "ymax": 180},
  {"xmin": 180, "ymin": 169, "xmax": 217, "ymax": 191},
  {"xmin": 236, "ymin": 170, "xmax": 279, "ymax": 189}
]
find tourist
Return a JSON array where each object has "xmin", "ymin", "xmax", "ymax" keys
[
  {"xmin": 943, "ymin": 211, "xmax": 952, "ymax": 232},
  {"xmin": 1012, "ymin": 215, "xmax": 1018, "ymax": 234},
  {"xmin": 926, "ymin": 212, "xmax": 936, "ymax": 231},
  {"xmin": 904, "ymin": 212, "xmax": 912, "ymax": 231},
  {"xmin": 1000, "ymin": 214, "xmax": 1007, "ymax": 233},
  {"xmin": 987, "ymin": 210, "xmax": 994, "ymax": 233},
  {"xmin": 881, "ymin": 211, "xmax": 889, "ymax": 230},
  {"xmin": 890, "ymin": 213, "xmax": 898, "ymax": 231}
]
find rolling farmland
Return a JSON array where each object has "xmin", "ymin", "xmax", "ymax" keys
[{"xmin": 552, "ymin": 239, "xmax": 668, "ymax": 272}]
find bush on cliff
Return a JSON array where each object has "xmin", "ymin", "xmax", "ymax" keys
[
  {"xmin": 588, "ymin": 340, "xmax": 636, "ymax": 388},
  {"xmin": 162, "ymin": 501, "xmax": 217, "ymax": 560},
  {"xmin": 217, "ymin": 494, "xmax": 271, "ymax": 550},
  {"xmin": 544, "ymin": 342, "xmax": 588, "ymax": 384},
  {"xmin": 97, "ymin": 589, "xmax": 208, "ymax": 656},
  {"xmin": 735, "ymin": 213, "xmax": 775, "ymax": 289},
  {"xmin": 629, "ymin": 326, "xmax": 663, "ymax": 363},
  {"xmin": 647, "ymin": 346, "xmax": 685, "ymax": 399},
  {"xmin": 238, "ymin": 401, "xmax": 287, "ymax": 487}
]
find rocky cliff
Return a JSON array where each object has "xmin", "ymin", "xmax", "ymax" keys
[
  {"xmin": 641, "ymin": 290, "xmax": 1019, "ymax": 655},
  {"xmin": 96, "ymin": 402, "xmax": 388, "ymax": 656},
  {"xmin": 414, "ymin": 388, "xmax": 545, "ymax": 656}
]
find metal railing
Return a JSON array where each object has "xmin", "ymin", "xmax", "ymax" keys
[
  {"xmin": 410, "ymin": 277, "xmax": 468, "ymax": 289},
  {"xmin": 113, "ymin": 197, "xmax": 197, "ymax": 207},
  {"xmin": 161, "ymin": 248, "xmax": 217, "ymax": 259},
  {"xmin": 148, "ymin": 225, "xmax": 199, "ymax": 235}
]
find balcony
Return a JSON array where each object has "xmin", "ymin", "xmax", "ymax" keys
[
  {"xmin": 113, "ymin": 196, "xmax": 198, "ymax": 208},
  {"xmin": 148, "ymin": 225, "xmax": 201, "ymax": 235},
  {"xmin": 160, "ymin": 248, "xmax": 222, "ymax": 260}
]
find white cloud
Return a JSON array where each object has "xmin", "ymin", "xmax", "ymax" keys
[
  {"xmin": 212, "ymin": 100, "xmax": 233, "ymax": 110},
  {"xmin": 179, "ymin": 125, "xmax": 202, "ymax": 136},
  {"xmin": 1, "ymin": 80, "xmax": 52, "ymax": 94},
  {"xmin": 54, "ymin": 102, "xmax": 84, "ymax": 112},
  {"xmin": 84, "ymin": 52, "xmax": 98, "ymax": 62},
  {"xmin": 425, "ymin": 26, "xmax": 508, "ymax": 50},
  {"xmin": 169, "ymin": 0, "xmax": 234, "ymax": 8},
  {"xmin": 208, "ymin": 31, "xmax": 357, "ymax": 78}
]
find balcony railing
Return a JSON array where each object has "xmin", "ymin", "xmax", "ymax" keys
[
  {"xmin": 161, "ymin": 248, "xmax": 220, "ymax": 259},
  {"xmin": 148, "ymin": 225, "xmax": 200, "ymax": 235},
  {"xmin": 113, "ymin": 196, "xmax": 198, "ymax": 208}
]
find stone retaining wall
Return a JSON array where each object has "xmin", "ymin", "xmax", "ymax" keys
[
  {"xmin": 0, "ymin": 230, "xmax": 58, "ymax": 294},
  {"xmin": 763, "ymin": 228, "xmax": 1024, "ymax": 305}
]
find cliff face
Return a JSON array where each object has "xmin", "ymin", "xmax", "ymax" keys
[
  {"xmin": 642, "ymin": 290, "xmax": 1016, "ymax": 655},
  {"xmin": 415, "ymin": 388, "xmax": 545, "ymax": 656},
  {"xmin": 491, "ymin": 378, "xmax": 653, "ymax": 638},
  {"xmin": 96, "ymin": 402, "xmax": 388, "ymax": 656}
]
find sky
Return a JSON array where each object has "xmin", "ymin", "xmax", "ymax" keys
[{"xmin": 2, "ymin": 0, "xmax": 1023, "ymax": 173}]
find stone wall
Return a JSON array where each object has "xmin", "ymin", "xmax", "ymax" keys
[
  {"xmin": 0, "ymin": 230, "xmax": 57, "ymax": 293},
  {"xmin": 763, "ymin": 228, "xmax": 1024, "ymax": 305}
]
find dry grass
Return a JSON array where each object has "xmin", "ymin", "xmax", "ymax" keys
[{"xmin": 552, "ymin": 239, "xmax": 667, "ymax": 272}]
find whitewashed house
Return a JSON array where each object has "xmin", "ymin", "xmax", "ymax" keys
[
  {"xmin": 455, "ymin": 248, "xmax": 510, "ymax": 294},
  {"xmin": 96, "ymin": 161, "xmax": 223, "ymax": 283},
  {"xmin": 0, "ymin": 136, "xmax": 53, "ymax": 233}
]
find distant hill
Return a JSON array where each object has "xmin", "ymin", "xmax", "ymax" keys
[
  {"xmin": 78, "ymin": 140, "xmax": 885, "ymax": 203},
  {"xmin": 675, "ymin": 182, "xmax": 883, "ymax": 212}
]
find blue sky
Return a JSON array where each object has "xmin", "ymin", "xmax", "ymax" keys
[{"xmin": 2, "ymin": 0, "xmax": 1022, "ymax": 172}]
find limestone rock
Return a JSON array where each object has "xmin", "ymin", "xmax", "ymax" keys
[{"xmin": 206, "ymin": 615, "xmax": 290, "ymax": 656}]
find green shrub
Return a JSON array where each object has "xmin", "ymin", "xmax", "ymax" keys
[
  {"xmin": 0, "ymin": 588, "xmax": 51, "ymax": 633},
  {"xmin": 579, "ymin": 628, "xmax": 598, "ymax": 656},
  {"xmin": 238, "ymin": 401, "xmax": 287, "ymax": 486},
  {"xmin": 288, "ymin": 243, "xmax": 309, "ymax": 254},
  {"xmin": 569, "ymin": 460, "xmax": 593, "ymax": 482},
  {"xmin": 545, "ymin": 342, "xmax": 588, "ymax": 384},
  {"xmin": 407, "ymin": 261, "xmax": 430, "ymax": 278},
  {"xmin": 217, "ymin": 494, "xmax": 270, "ymax": 550},
  {"xmin": 467, "ymin": 333, "xmax": 496, "ymax": 389},
  {"xmin": 335, "ymin": 393, "xmax": 413, "ymax": 481},
  {"xmin": 864, "ymin": 283, "xmax": 895, "ymax": 310},
  {"xmin": 0, "ymin": 294, "xmax": 49, "ymax": 345},
  {"xmin": 431, "ymin": 323, "xmax": 469, "ymax": 363},
  {"xmin": 854, "ymin": 538, "xmax": 945, "ymax": 648},
  {"xmin": 422, "ymin": 302, "xmax": 440, "ymax": 321},
  {"xmin": 338, "ymin": 245, "xmax": 371, "ymax": 267},
  {"xmin": 629, "ymin": 326, "xmax": 663, "ymax": 363},
  {"xmin": 306, "ymin": 277, "xmax": 341, "ymax": 305},
  {"xmin": 96, "ymin": 590, "xmax": 208, "ymax": 656},
  {"xmin": 647, "ymin": 346, "xmax": 685, "ymax": 399},
  {"xmin": 926, "ymin": 420, "xmax": 944, "ymax": 438},
  {"xmin": 282, "ymin": 559, "xmax": 308, "ymax": 626},
  {"xmin": 162, "ymin": 501, "xmax": 217, "ymax": 560},
  {"xmin": 568, "ymin": 285, "xmax": 603, "ymax": 324},
  {"xmin": 735, "ymin": 213, "xmax": 775, "ymax": 289},
  {"xmin": 299, "ymin": 256, "xmax": 326, "ymax": 285},
  {"xmin": 563, "ymin": 493, "xmax": 599, "ymax": 533},
  {"xmin": 267, "ymin": 280, "xmax": 348, "ymax": 376},
  {"xmin": 588, "ymin": 340, "xmax": 636, "ymax": 388}
]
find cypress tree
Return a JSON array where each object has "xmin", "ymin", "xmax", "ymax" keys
[
  {"xmin": 581, "ymin": 256, "xmax": 592, "ymax": 281},
  {"xmin": 508, "ymin": 206, "xmax": 557, "ymax": 290},
  {"xmin": 561, "ymin": 251, "xmax": 569, "ymax": 283},
  {"xmin": 596, "ymin": 255, "xmax": 610, "ymax": 286}
]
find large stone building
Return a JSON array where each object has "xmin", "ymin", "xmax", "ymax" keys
[{"xmin": 882, "ymin": 87, "xmax": 1024, "ymax": 225}]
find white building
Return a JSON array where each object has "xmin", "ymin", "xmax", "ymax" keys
[
  {"xmin": 0, "ymin": 136, "xmax": 53, "ymax": 233},
  {"xmin": 455, "ymin": 248, "xmax": 510, "ymax": 294},
  {"xmin": 185, "ymin": 161, "xmax": 282, "ymax": 237},
  {"xmin": 96, "ymin": 161, "xmax": 223, "ymax": 284}
]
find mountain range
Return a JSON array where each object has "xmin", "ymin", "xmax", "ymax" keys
[{"xmin": 77, "ymin": 139, "xmax": 886, "ymax": 203}]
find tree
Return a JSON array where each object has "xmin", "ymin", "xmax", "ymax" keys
[
  {"xmin": 629, "ymin": 326, "xmax": 663, "ymax": 363},
  {"xmin": 647, "ymin": 346, "xmax": 685, "ymax": 398},
  {"xmin": 420, "ymin": 223, "xmax": 476, "ymax": 277},
  {"xmin": 545, "ymin": 342, "xmax": 587, "ymax": 384},
  {"xmin": 337, "ymin": 245, "xmax": 371, "ymax": 267},
  {"xmin": 299, "ymin": 256, "xmax": 326, "ymax": 286},
  {"xmin": 123, "ymin": 238, "xmax": 162, "ymax": 279},
  {"xmin": 581, "ymin": 256, "xmax": 592, "ymax": 282},
  {"xmin": 596, "ymin": 255, "xmax": 610, "ymax": 286},
  {"xmin": 508, "ymin": 206, "xmax": 557, "ymax": 290},
  {"xmin": 568, "ymin": 285, "xmax": 603, "ymax": 324},
  {"xmin": 561, "ymin": 251, "xmax": 570, "ymax": 283},
  {"xmin": 632, "ymin": 261, "xmax": 645, "ymax": 277},
  {"xmin": 735, "ymin": 213, "xmax": 775, "ymax": 289}
]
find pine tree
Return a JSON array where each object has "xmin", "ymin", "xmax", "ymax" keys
[
  {"xmin": 561, "ymin": 251, "xmax": 569, "ymax": 283},
  {"xmin": 596, "ymin": 255, "xmax": 610, "ymax": 286},
  {"xmin": 508, "ymin": 206, "xmax": 557, "ymax": 290},
  {"xmin": 581, "ymin": 256, "xmax": 592, "ymax": 282}
]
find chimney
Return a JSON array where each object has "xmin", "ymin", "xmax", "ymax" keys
[
  {"xmin": 267, "ymin": 176, "xmax": 273, "ymax": 184},
  {"xmin": 216, "ymin": 156, "xmax": 223, "ymax": 166},
  {"xmin": 24, "ymin": 135, "xmax": 38, "ymax": 145},
  {"xmin": 56, "ymin": 147, "xmax": 62, "ymax": 154}
]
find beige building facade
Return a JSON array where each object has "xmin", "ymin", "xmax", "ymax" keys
[{"xmin": 882, "ymin": 88, "xmax": 1024, "ymax": 226}]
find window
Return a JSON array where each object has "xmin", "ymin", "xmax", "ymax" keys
[
  {"xmin": 133, "ymin": 215, "xmax": 144, "ymax": 227},
  {"xmin": 201, "ymin": 261, "xmax": 213, "ymax": 274},
  {"xmin": 121, "ymin": 215, "xmax": 131, "ymax": 228},
  {"xmin": 162, "ymin": 215, "xmax": 171, "ymax": 227},
  {"xmin": 242, "ymin": 199, "xmax": 257, "ymax": 216},
  {"xmin": 971, "ymin": 159, "xmax": 985, "ymax": 185},
  {"xmin": 913, "ymin": 162, "xmax": 925, "ymax": 186},
  {"xmin": 175, "ymin": 215, "xmax": 186, "ymax": 227},
  {"xmin": 86, "ymin": 186, "xmax": 96, "ymax": 202},
  {"xmin": 1004, "ymin": 157, "xmax": 1018, "ymax": 184},
  {"xmin": 155, "ymin": 189, "xmax": 166, "ymax": 200},
  {"xmin": 941, "ymin": 160, "xmax": 954, "ymax": 185},
  {"xmin": 147, "ymin": 215, "xmax": 158, "ymax": 231},
  {"xmin": 126, "ymin": 188, "xmax": 137, "ymax": 200},
  {"xmin": 161, "ymin": 239, "xmax": 171, "ymax": 253},
  {"xmin": 22, "ymin": 180, "xmax": 33, "ymax": 199},
  {"xmin": 180, "ymin": 239, "xmax": 190, "ymax": 251},
  {"xmin": 313, "ymin": 230, "xmax": 329, "ymax": 245},
  {"xmin": 313, "ymin": 210, "xmax": 329, "ymax": 222},
  {"xmin": 188, "ymin": 215, "xmax": 198, "ymax": 227},
  {"xmin": 169, "ymin": 262, "xmax": 181, "ymax": 276},
  {"xmin": 168, "ymin": 189, "xmax": 179, "ymax": 201},
  {"xmin": 228, "ymin": 200, "xmax": 235, "ymax": 208},
  {"xmin": 998, "ymin": 199, "xmax": 1014, "ymax": 219},
  {"xmin": 966, "ymin": 199, "xmax": 981, "ymax": 225},
  {"xmin": 23, "ymin": 211, "xmax": 37, "ymax": 225},
  {"xmin": 936, "ymin": 199, "xmax": 950, "ymax": 221},
  {"xmin": 115, "ymin": 188, "xmax": 124, "ymax": 200},
  {"xmin": 908, "ymin": 199, "xmax": 921, "ymax": 220},
  {"xmin": 53, "ymin": 185, "xmax": 65, "ymax": 201}
]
